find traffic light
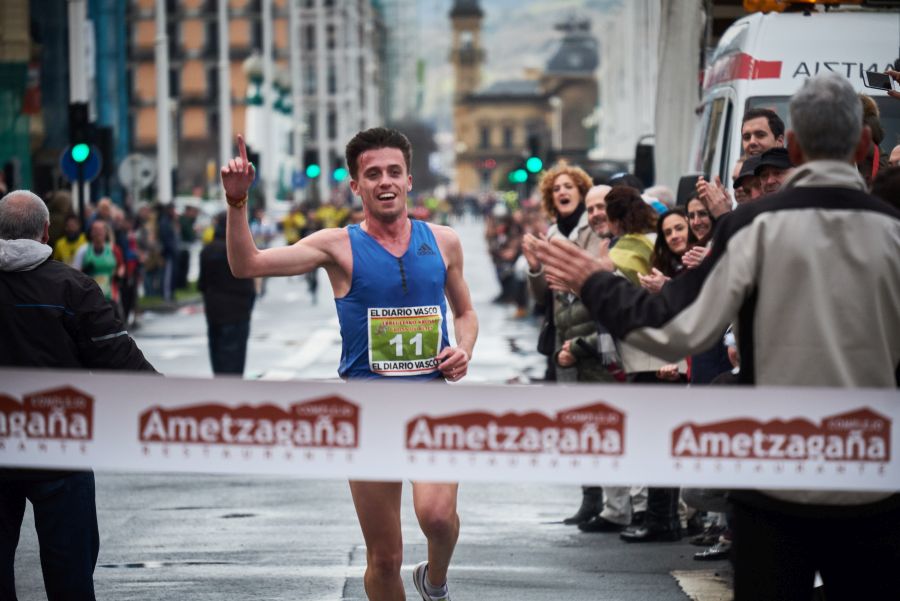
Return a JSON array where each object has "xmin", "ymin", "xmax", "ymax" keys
[
  {"xmin": 68, "ymin": 102, "xmax": 91, "ymax": 164},
  {"xmin": 96, "ymin": 126, "xmax": 114, "ymax": 179},
  {"xmin": 508, "ymin": 168, "xmax": 528, "ymax": 184},
  {"xmin": 526, "ymin": 133, "xmax": 543, "ymax": 174},
  {"xmin": 332, "ymin": 153, "xmax": 348, "ymax": 182},
  {"xmin": 304, "ymin": 149, "xmax": 320, "ymax": 179}
]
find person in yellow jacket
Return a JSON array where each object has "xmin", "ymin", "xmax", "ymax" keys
[
  {"xmin": 52, "ymin": 214, "xmax": 87, "ymax": 265},
  {"xmin": 282, "ymin": 204, "xmax": 307, "ymax": 245}
]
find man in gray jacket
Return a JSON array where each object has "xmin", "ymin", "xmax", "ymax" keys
[{"xmin": 536, "ymin": 73, "xmax": 900, "ymax": 599}]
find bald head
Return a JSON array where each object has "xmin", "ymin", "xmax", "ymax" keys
[
  {"xmin": 0, "ymin": 190, "xmax": 50, "ymax": 242},
  {"xmin": 890, "ymin": 144, "xmax": 900, "ymax": 167},
  {"xmin": 585, "ymin": 185, "xmax": 612, "ymax": 236}
]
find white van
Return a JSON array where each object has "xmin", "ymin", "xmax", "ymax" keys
[{"xmin": 687, "ymin": 3, "xmax": 900, "ymax": 192}]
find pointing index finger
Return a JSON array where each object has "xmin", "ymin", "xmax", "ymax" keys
[{"xmin": 237, "ymin": 134, "xmax": 248, "ymax": 170}]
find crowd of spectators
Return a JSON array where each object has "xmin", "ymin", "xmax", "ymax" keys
[{"xmin": 517, "ymin": 73, "xmax": 899, "ymax": 599}]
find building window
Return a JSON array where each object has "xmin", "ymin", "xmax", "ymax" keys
[
  {"xmin": 208, "ymin": 110, "xmax": 220, "ymax": 140},
  {"xmin": 169, "ymin": 68, "xmax": 180, "ymax": 97},
  {"xmin": 479, "ymin": 125, "xmax": 490, "ymax": 149},
  {"xmin": 207, "ymin": 65, "xmax": 219, "ymax": 101},
  {"xmin": 327, "ymin": 65, "xmax": 336, "ymax": 94},
  {"xmin": 327, "ymin": 110, "xmax": 337, "ymax": 139},
  {"xmin": 503, "ymin": 126, "xmax": 514, "ymax": 149},
  {"xmin": 307, "ymin": 111, "xmax": 316, "ymax": 139},
  {"xmin": 305, "ymin": 64, "xmax": 316, "ymax": 94},
  {"xmin": 305, "ymin": 24, "xmax": 315, "ymax": 51}
]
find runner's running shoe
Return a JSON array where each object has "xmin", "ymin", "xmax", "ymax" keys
[{"xmin": 413, "ymin": 560, "xmax": 451, "ymax": 601}]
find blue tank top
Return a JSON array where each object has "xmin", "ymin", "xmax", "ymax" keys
[{"xmin": 336, "ymin": 220, "xmax": 450, "ymax": 380}]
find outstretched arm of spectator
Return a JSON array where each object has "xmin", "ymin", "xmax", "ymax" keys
[{"xmin": 535, "ymin": 237, "xmax": 615, "ymax": 295}]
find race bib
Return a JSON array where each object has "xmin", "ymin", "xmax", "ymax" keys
[
  {"xmin": 93, "ymin": 274, "xmax": 111, "ymax": 298},
  {"xmin": 368, "ymin": 305, "xmax": 443, "ymax": 376}
]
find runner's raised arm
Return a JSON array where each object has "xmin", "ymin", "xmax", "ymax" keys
[{"xmin": 221, "ymin": 134, "xmax": 344, "ymax": 281}]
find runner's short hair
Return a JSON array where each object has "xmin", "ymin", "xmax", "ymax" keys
[{"xmin": 345, "ymin": 127, "xmax": 413, "ymax": 179}]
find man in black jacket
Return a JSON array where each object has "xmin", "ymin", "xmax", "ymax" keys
[
  {"xmin": 0, "ymin": 189, "xmax": 156, "ymax": 600},
  {"xmin": 199, "ymin": 212, "xmax": 255, "ymax": 375}
]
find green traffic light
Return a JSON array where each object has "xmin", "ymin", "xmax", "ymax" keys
[
  {"xmin": 333, "ymin": 167, "xmax": 348, "ymax": 182},
  {"xmin": 513, "ymin": 169, "xmax": 528, "ymax": 184},
  {"xmin": 526, "ymin": 156, "xmax": 543, "ymax": 173},
  {"xmin": 71, "ymin": 143, "xmax": 90, "ymax": 163},
  {"xmin": 306, "ymin": 164, "xmax": 321, "ymax": 178}
]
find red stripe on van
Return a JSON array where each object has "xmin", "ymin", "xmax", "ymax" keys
[{"xmin": 704, "ymin": 53, "xmax": 783, "ymax": 89}]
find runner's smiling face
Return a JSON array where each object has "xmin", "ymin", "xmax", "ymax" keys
[{"xmin": 350, "ymin": 147, "xmax": 412, "ymax": 223}]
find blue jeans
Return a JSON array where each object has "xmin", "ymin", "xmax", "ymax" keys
[
  {"xmin": 0, "ymin": 471, "xmax": 99, "ymax": 600},
  {"xmin": 207, "ymin": 320, "xmax": 251, "ymax": 375}
]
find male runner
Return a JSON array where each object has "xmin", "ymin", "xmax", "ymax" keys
[{"xmin": 221, "ymin": 127, "xmax": 477, "ymax": 601}]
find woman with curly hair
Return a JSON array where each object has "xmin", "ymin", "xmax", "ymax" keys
[{"xmin": 522, "ymin": 160, "xmax": 603, "ymax": 381}]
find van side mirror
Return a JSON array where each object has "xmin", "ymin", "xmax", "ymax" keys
[{"xmin": 676, "ymin": 173, "xmax": 702, "ymax": 206}]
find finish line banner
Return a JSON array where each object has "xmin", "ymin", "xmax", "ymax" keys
[{"xmin": 1, "ymin": 368, "xmax": 897, "ymax": 491}]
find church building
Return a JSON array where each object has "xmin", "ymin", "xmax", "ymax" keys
[{"xmin": 450, "ymin": 0, "xmax": 599, "ymax": 194}]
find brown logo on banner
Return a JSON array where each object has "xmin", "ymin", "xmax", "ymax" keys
[
  {"xmin": 0, "ymin": 386, "xmax": 94, "ymax": 441},
  {"xmin": 138, "ymin": 396, "xmax": 359, "ymax": 448},
  {"xmin": 672, "ymin": 408, "xmax": 890, "ymax": 462},
  {"xmin": 406, "ymin": 402, "xmax": 624, "ymax": 455}
]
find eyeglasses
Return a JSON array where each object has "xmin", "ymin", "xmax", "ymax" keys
[{"xmin": 687, "ymin": 210, "xmax": 710, "ymax": 220}]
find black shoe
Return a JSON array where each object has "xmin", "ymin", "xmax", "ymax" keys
[
  {"xmin": 578, "ymin": 516, "xmax": 625, "ymax": 533},
  {"xmin": 563, "ymin": 510, "xmax": 597, "ymax": 526},
  {"xmin": 630, "ymin": 511, "xmax": 646, "ymax": 527},
  {"xmin": 619, "ymin": 524, "xmax": 682, "ymax": 543},
  {"xmin": 693, "ymin": 540, "xmax": 731, "ymax": 561},
  {"xmin": 690, "ymin": 524, "xmax": 725, "ymax": 546},
  {"xmin": 684, "ymin": 512, "xmax": 706, "ymax": 537},
  {"xmin": 563, "ymin": 492, "xmax": 602, "ymax": 525}
]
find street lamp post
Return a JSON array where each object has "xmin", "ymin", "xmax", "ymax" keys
[
  {"xmin": 155, "ymin": 0, "xmax": 173, "ymax": 205},
  {"xmin": 289, "ymin": 0, "xmax": 305, "ymax": 202},
  {"xmin": 217, "ymin": 0, "xmax": 232, "ymax": 172}
]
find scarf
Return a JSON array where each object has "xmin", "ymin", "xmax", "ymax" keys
[{"xmin": 556, "ymin": 203, "xmax": 585, "ymax": 238}]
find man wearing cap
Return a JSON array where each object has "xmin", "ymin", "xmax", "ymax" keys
[
  {"xmin": 755, "ymin": 147, "xmax": 795, "ymax": 196},
  {"xmin": 733, "ymin": 155, "xmax": 762, "ymax": 202}
]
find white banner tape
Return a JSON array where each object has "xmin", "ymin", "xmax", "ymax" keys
[{"xmin": 1, "ymin": 368, "xmax": 897, "ymax": 491}]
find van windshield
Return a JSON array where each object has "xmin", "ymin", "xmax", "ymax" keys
[{"xmin": 747, "ymin": 96, "xmax": 900, "ymax": 158}]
